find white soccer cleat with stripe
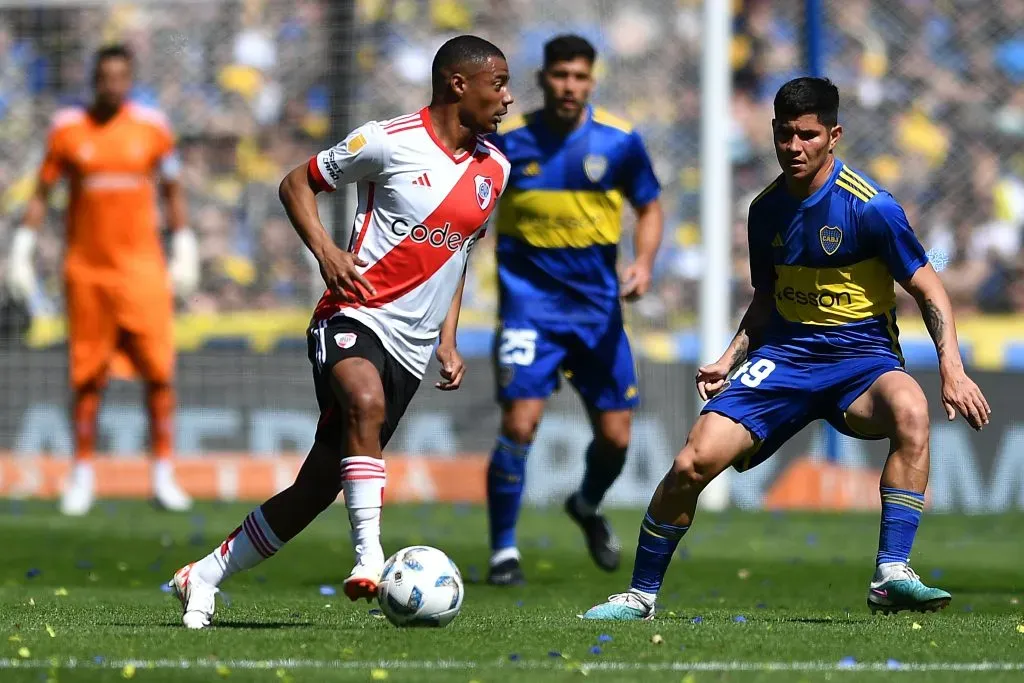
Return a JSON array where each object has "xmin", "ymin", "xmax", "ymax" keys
[{"xmin": 170, "ymin": 562, "xmax": 218, "ymax": 629}]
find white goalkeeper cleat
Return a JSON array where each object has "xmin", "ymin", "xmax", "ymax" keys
[
  {"xmin": 152, "ymin": 460, "xmax": 193, "ymax": 512},
  {"xmin": 170, "ymin": 563, "xmax": 218, "ymax": 629},
  {"xmin": 60, "ymin": 462, "xmax": 95, "ymax": 517},
  {"xmin": 343, "ymin": 559, "xmax": 385, "ymax": 602}
]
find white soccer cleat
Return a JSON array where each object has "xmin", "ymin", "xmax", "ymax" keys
[
  {"xmin": 343, "ymin": 559, "xmax": 385, "ymax": 602},
  {"xmin": 60, "ymin": 462, "xmax": 95, "ymax": 517},
  {"xmin": 170, "ymin": 562, "xmax": 218, "ymax": 629},
  {"xmin": 152, "ymin": 461, "xmax": 193, "ymax": 512}
]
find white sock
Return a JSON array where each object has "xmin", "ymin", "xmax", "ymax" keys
[
  {"xmin": 629, "ymin": 587, "xmax": 658, "ymax": 606},
  {"xmin": 69, "ymin": 460, "xmax": 95, "ymax": 487},
  {"xmin": 489, "ymin": 546, "xmax": 521, "ymax": 567},
  {"xmin": 873, "ymin": 561, "xmax": 908, "ymax": 583},
  {"xmin": 151, "ymin": 459, "xmax": 176, "ymax": 488},
  {"xmin": 341, "ymin": 456, "xmax": 386, "ymax": 566},
  {"xmin": 193, "ymin": 506, "xmax": 283, "ymax": 586}
]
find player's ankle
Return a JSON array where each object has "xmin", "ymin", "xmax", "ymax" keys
[
  {"xmin": 571, "ymin": 491, "xmax": 599, "ymax": 517},
  {"xmin": 490, "ymin": 546, "xmax": 520, "ymax": 566},
  {"xmin": 874, "ymin": 561, "xmax": 909, "ymax": 582},
  {"xmin": 628, "ymin": 587, "xmax": 657, "ymax": 606}
]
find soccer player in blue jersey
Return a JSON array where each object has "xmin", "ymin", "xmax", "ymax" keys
[
  {"xmin": 484, "ymin": 35, "xmax": 663, "ymax": 585},
  {"xmin": 583, "ymin": 77, "xmax": 991, "ymax": 619}
]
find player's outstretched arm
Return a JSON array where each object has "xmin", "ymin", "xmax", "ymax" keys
[
  {"xmin": 278, "ymin": 164, "xmax": 375, "ymax": 303},
  {"xmin": 621, "ymin": 199, "xmax": 664, "ymax": 301},
  {"xmin": 696, "ymin": 288, "xmax": 774, "ymax": 401},
  {"xmin": 900, "ymin": 264, "xmax": 991, "ymax": 430},
  {"xmin": 435, "ymin": 268, "xmax": 467, "ymax": 391}
]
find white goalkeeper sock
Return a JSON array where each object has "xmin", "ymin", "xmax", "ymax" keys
[
  {"xmin": 193, "ymin": 506, "xmax": 283, "ymax": 586},
  {"xmin": 341, "ymin": 456, "xmax": 386, "ymax": 566}
]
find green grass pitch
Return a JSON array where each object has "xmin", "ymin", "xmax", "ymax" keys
[{"xmin": 1, "ymin": 500, "xmax": 1022, "ymax": 682}]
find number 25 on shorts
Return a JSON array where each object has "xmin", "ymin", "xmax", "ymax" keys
[
  {"xmin": 730, "ymin": 358, "xmax": 776, "ymax": 388},
  {"xmin": 498, "ymin": 328, "xmax": 537, "ymax": 366}
]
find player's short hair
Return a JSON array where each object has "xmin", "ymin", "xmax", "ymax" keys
[
  {"xmin": 774, "ymin": 77, "xmax": 839, "ymax": 128},
  {"xmin": 543, "ymin": 34, "xmax": 596, "ymax": 68},
  {"xmin": 93, "ymin": 44, "xmax": 133, "ymax": 80},
  {"xmin": 431, "ymin": 35, "xmax": 506, "ymax": 95}
]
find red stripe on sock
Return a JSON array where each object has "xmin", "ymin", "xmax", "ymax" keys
[
  {"xmin": 243, "ymin": 516, "xmax": 275, "ymax": 558},
  {"xmin": 341, "ymin": 457, "xmax": 385, "ymax": 468},
  {"xmin": 220, "ymin": 525, "xmax": 242, "ymax": 557}
]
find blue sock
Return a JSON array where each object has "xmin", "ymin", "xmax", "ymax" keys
[
  {"xmin": 578, "ymin": 441, "xmax": 626, "ymax": 511},
  {"xmin": 487, "ymin": 436, "xmax": 531, "ymax": 554},
  {"xmin": 876, "ymin": 486, "xmax": 925, "ymax": 566},
  {"xmin": 629, "ymin": 512, "xmax": 690, "ymax": 595}
]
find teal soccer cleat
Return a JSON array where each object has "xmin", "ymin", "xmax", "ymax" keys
[
  {"xmin": 581, "ymin": 592, "xmax": 655, "ymax": 621},
  {"xmin": 867, "ymin": 564, "xmax": 952, "ymax": 615}
]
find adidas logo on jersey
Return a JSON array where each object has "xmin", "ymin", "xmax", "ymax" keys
[
  {"xmin": 772, "ymin": 233, "xmax": 784, "ymax": 248},
  {"xmin": 389, "ymin": 219, "xmax": 481, "ymax": 253},
  {"xmin": 411, "ymin": 173, "xmax": 432, "ymax": 187}
]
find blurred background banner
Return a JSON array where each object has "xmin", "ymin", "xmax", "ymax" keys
[{"xmin": 1, "ymin": 0, "xmax": 1022, "ymax": 509}]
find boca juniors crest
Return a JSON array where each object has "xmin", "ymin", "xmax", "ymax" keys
[
  {"xmin": 474, "ymin": 175, "xmax": 493, "ymax": 210},
  {"xmin": 583, "ymin": 154, "xmax": 607, "ymax": 183},
  {"xmin": 819, "ymin": 225, "xmax": 843, "ymax": 255}
]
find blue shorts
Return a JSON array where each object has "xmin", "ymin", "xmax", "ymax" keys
[
  {"xmin": 493, "ymin": 316, "xmax": 639, "ymax": 411},
  {"xmin": 702, "ymin": 348, "xmax": 903, "ymax": 472}
]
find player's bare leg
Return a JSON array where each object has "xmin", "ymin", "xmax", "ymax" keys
[
  {"xmin": 845, "ymin": 370, "xmax": 951, "ymax": 614},
  {"xmin": 486, "ymin": 398, "xmax": 545, "ymax": 585},
  {"xmin": 170, "ymin": 357, "xmax": 391, "ymax": 627},
  {"xmin": 61, "ymin": 379, "xmax": 104, "ymax": 516},
  {"xmin": 146, "ymin": 381, "xmax": 192, "ymax": 512},
  {"xmin": 583, "ymin": 412, "xmax": 755, "ymax": 619},
  {"xmin": 565, "ymin": 408, "xmax": 630, "ymax": 571},
  {"xmin": 170, "ymin": 439, "xmax": 344, "ymax": 628},
  {"xmin": 327, "ymin": 357, "xmax": 390, "ymax": 601}
]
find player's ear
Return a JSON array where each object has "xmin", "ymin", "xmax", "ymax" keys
[
  {"xmin": 829, "ymin": 124, "xmax": 843, "ymax": 151},
  {"xmin": 535, "ymin": 69, "xmax": 545, "ymax": 91},
  {"xmin": 450, "ymin": 72, "xmax": 468, "ymax": 98}
]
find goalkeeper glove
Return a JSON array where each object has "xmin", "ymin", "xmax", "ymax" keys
[
  {"xmin": 6, "ymin": 226, "xmax": 37, "ymax": 302},
  {"xmin": 169, "ymin": 227, "xmax": 200, "ymax": 297}
]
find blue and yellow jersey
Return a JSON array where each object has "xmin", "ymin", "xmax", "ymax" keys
[
  {"xmin": 490, "ymin": 106, "xmax": 660, "ymax": 323},
  {"xmin": 748, "ymin": 159, "xmax": 928, "ymax": 362}
]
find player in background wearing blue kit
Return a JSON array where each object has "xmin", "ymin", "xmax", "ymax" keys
[
  {"xmin": 583, "ymin": 77, "xmax": 991, "ymax": 619},
  {"xmin": 485, "ymin": 35, "xmax": 663, "ymax": 585}
]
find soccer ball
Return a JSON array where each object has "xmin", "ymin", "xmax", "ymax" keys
[{"xmin": 377, "ymin": 546, "xmax": 464, "ymax": 627}]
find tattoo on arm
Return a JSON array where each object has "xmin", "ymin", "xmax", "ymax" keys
[
  {"xmin": 922, "ymin": 299, "xmax": 946, "ymax": 356},
  {"xmin": 729, "ymin": 334, "xmax": 750, "ymax": 367}
]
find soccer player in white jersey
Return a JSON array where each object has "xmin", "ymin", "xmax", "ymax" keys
[{"xmin": 168, "ymin": 35, "xmax": 513, "ymax": 629}]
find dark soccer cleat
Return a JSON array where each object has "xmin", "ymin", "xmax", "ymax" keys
[
  {"xmin": 565, "ymin": 493, "xmax": 621, "ymax": 572},
  {"xmin": 486, "ymin": 558, "xmax": 525, "ymax": 586}
]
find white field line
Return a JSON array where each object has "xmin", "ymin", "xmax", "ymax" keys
[{"xmin": 1, "ymin": 658, "xmax": 1023, "ymax": 673}]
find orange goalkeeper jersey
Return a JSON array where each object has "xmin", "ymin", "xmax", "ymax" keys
[{"xmin": 39, "ymin": 103, "xmax": 175, "ymax": 282}]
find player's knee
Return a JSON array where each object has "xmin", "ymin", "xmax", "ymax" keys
[
  {"xmin": 500, "ymin": 411, "xmax": 540, "ymax": 445},
  {"xmin": 346, "ymin": 389, "xmax": 387, "ymax": 429},
  {"xmin": 668, "ymin": 448, "xmax": 711, "ymax": 492},
  {"xmin": 891, "ymin": 395, "xmax": 929, "ymax": 453},
  {"xmin": 595, "ymin": 426, "xmax": 631, "ymax": 455}
]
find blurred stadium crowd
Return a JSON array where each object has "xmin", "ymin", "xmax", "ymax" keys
[{"xmin": 1, "ymin": 0, "xmax": 1023, "ymax": 333}]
